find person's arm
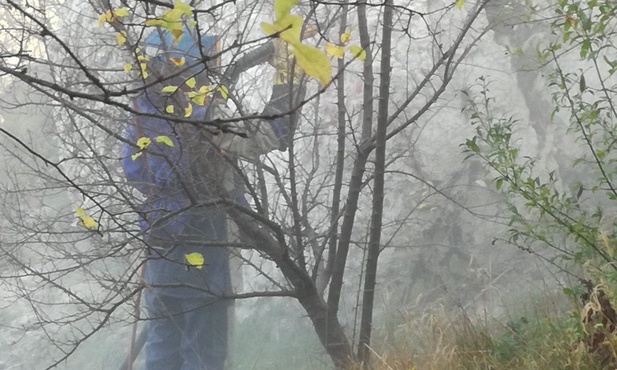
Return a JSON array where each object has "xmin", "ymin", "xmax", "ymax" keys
[
  {"xmin": 212, "ymin": 83, "xmax": 305, "ymax": 158},
  {"xmin": 213, "ymin": 41, "xmax": 306, "ymax": 158}
]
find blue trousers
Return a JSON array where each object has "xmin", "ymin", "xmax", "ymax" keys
[{"xmin": 143, "ymin": 290, "xmax": 230, "ymax": 370}]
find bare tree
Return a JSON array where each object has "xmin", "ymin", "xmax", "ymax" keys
[{"xmin": 0, "ymin": 0, "xmax": 496, "ymax": 368}]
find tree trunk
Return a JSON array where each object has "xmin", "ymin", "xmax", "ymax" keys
[{"xmin": 357, "ymin": 0, "xmax": 393, "ymax": 365}]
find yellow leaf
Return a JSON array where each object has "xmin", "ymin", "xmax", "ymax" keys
[
  {"xmin": 292, "ymin": 43, "xmax": 331, "ymax": 86},
  {"xmin": 166, "ymin": 105, "xmax": 175, "ymax": 114},
  {"xmin": 137, "ymin": 55, "xmax": 149, "ymax": 62},
  {"xmin": 80, "ymin": 215, "xmax": 98, "ymax": 229},
  {"xmin": 75, "ymin": 207, "xmax": 85, "ymax": 216},
  {"xmin": 274, "ymin": 0, "xmax": 298, "ymax": 20},
  {"xmin": 261, "ymin": 14, "xmax": 302, "ymax": 44},
  {"xmin": 123, "ymin": 63, "xmax": 132, "ymax": 73},
  {"xmin": 340, "ymin": 30, "xmax": 351, "ymax": 44},
  {"xmin": 184, "ymin": 102, "xmax": 193, "ymax": 117},
  {"xmin": 169, "ymin": 56, "xmax": 185, "ymax": 66},
  {"xmin": 455, "ymin": 0, "xmax": 465, "ymax": 8},
  {"xmin": 349, "ymin": 45, "xmax": 366, "ymax": 62},
  {"xmin": 277, "ymin": 14, "xmax": 303, "ymax": 44},
  {"xmin": 145, "ymin": 7, "xmax": 184, "ymax": 42},
  {"xmin": 155, "ymin": 135, "xmax": 174, "ymax": 147},
  {"xmin": 325, "ymin": 42, "xmax": 345, "ymax": 59},
  {"xmin": 185, "ymin": 252, "xmax": 204, "ymax": 269},
  {"xmin": 116, "ymin": 31, "xmax": 127, "ymax": 46},
  {"xmin": 97, "ymin": 7, "xmax": 129, "ymax": 26},
  {"xmin": 261, "ymin": 22, "xmax": 278, "ymax": 36},
  {"xmin": 565, "ymin": 15, "xmax": 576, "ymax": 27},
  {"xmin": 190, "ymin": 94, "xmax": 206, "ymax": 105},
  {"xmin": 188, "ymin": 85, "xmax": 211, "ymax": 105},
  {"xmin": 186, "ymin": 77, "xmax": 196, "ymax": 88},
  {"xmin": 136, "ymin": 137, "xmax": 151, "ymax": 149},
  {"xmin": 171, "ymin": 28, "xmax": 184, "ymax": 44},
  {"xmin": 98, "ymin": 10, "xmax": 113, "ymax": 26},
  {"xmin": 145, "ymin": 18, "xmax": 165, "ymax": 27},
  {"xmin": 216, "ymin": 85, "xmax": 228, "ymax": 99},
  {"xmin": 174, "ymin": 1, "xmax": 193, "ymax": 16},
  {"xmin": 114, "ymin": 7, "xmax": 129, "ymax": 17},
  {"xmin": 131, "ymin": 152, "xmax": 143, "ymax": 160},
  {"xmin": 140, "ymin": 62, "xmax": 148, "ymax": 79},
  {"xmin": 76, "ymin": 207, "xmax": 98, "ymax": 229},
  {"xmin": 162, "ymin": 85, "xmax": 179, "ymax": 93}
]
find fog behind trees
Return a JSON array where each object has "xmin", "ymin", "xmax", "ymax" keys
[{"xmin": 1, "ymin": 0, "xmax": 614, "ymax": 368}]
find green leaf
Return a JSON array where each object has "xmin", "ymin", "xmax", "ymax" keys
[
  {"xmin": 292, "ymin": 42, "xmax": 331, "ymax": 86},
  {"xmin": 580, "ymin": 40, "xmax": 591, "ymax": 58},
  {"xmin": 155, "ymin": 135, "xmax": 174, "ymax": 147},
  {"xmin": 455, "ymin": 0, "xmax": 465, "ymax": 9},
  {"xmin": 185, "ymin": 252, "xmax": 204, "ymax": 269},
  {"xmin": 579, "ymin": 74, "xmax": 586, "ymax": 92},
  {"xmin": 466, "ymin": 138, "xmax": 480, "ymax": 153},
  {"xmin": 274, "ymin": 0, "xmax": 298, "ymax": 20}
]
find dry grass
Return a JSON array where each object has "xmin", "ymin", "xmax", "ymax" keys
[{"xmin": 349, "ymin": 292, "xmax": 617, "ymax": 370}]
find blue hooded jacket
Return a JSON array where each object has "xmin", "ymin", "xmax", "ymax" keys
[
  {"xmin": 122, "ymin": 28, "xmax": 232, "ymax": 297},
  {"xmin": 122, "ymin": 26, "xmax": 301, "ymax": 298}
]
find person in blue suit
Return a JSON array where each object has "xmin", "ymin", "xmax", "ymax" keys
[{"xmin": 121, "ymin": 25, "xmax": 303, "ymax": 370}]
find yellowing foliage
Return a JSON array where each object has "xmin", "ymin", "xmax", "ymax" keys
[
  {"xmin": 169, "ymin": 56, "xmax": 185, "ymax": 66},
  {"xmin": 261, "ymin": 14, "xmax": 303, "ymax": 45},
  {"xmin": 261, "ymin": 0, "xmax": 331, "ymax": 85},
  {"xmin": 216, "ymin": 85, "xmax": 229, "ymax": 99},
  {"xmin": 115, "ymin": 31, "xmax": 127, "ymax": 46},
  {"xmin": 76, "ymin": 207, "xmax": 98, "ymax": 229},
  {"xmin": 185, "ymin": 253, "xmax": 205, "ymax": 269},
  {"xmin": 98, "ymin": 7, "xmax": 129, "ymax": 26},
  {"xmin": 188, "ymin": 85, "xmax": 212, "ymax": 105},
  {"xmin": 155, "ymin": 136, "xmax": 174, "ymax": 147},
  {"xmin": 274, "ymin": 0, "xmax": 299, "ymax": 20},
  {"xmin": 325, "ymin": 43, "xmax": 345, "ymax": 59},
  {"xmin": 136, "ymin": 137, "xmax": 152, "ymax": 149},
  {"xmin": 184, "ymin": 102, "xmax": 193, "ymax": 117},
  {"xmin": 185, "ymin": 77, "xmax": 196, "ymax": 88},
  {"xmin": 349, "ymin": 45, "xmax": 366, "ymax": 62},
  {"xmin": 145, "ymin": 1, "xmax": 193, "ymax": 43},
  {"xmin": 162, "ymin": 85, "xmax": 179, "ymax": 93},
  {"xmin": 293, "ymin": 43, "xmax": 331, "ymax": 85}
]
